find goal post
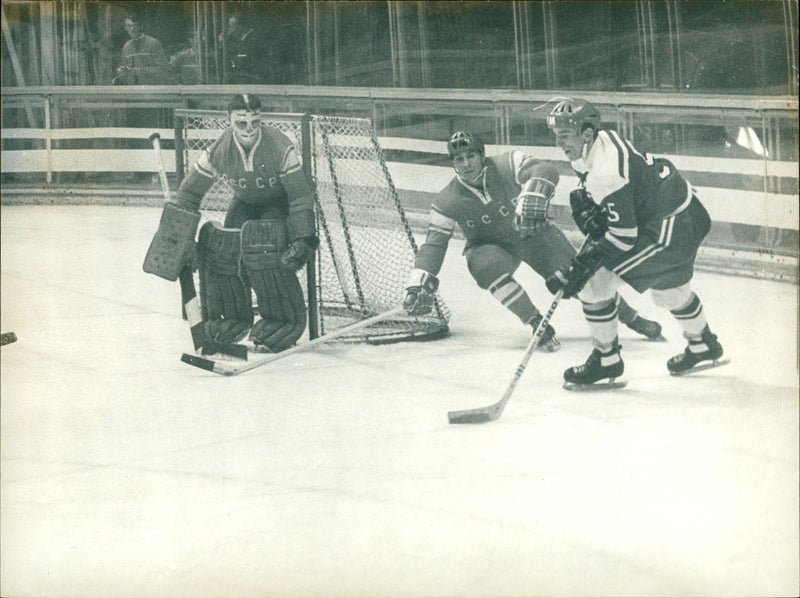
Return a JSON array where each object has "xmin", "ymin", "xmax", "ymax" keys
[{"xmin": 173, "ymin": 108, "xmax": 450, "ymax": 344}]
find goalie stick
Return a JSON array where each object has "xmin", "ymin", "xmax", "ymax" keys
[
  {"xmin": 181, "ymin": 306, "xmax": 405, "ymax": 376},
  {"xmin": 149, "ymin": 132, "xmax": 247, "ymax": 361},
  {"xmin": 447, "ymin": 290, "xmax": 565, "ymax": 424}
]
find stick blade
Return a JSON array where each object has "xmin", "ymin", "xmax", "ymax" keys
[
  {"xmin": 447, "ymin": 400, "xmax": 506, "ymax": 424},
  {"xmin": 180, "ymin": 353, "xmax": 217, "ymax": 372},
  {"xmin": 202, "ymin": 342, "xmax": 248, "ymax": 360},
  {"xmin": 448, "ymin": 410, "xmax": 494, "ymax": 424}
]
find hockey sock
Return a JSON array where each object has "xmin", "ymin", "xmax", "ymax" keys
[
  {"xmin": 488, "ymin": 273, "xmax": 538, "ymax": 325},
  {"xmin": 616, "ymin": 295, "xmax": 636, "ymax": 325},
  {"xmin": 582, "ymin": 298, "xmax": 619, "ymax": 348},
  {"xmin": 669, "ymin": 292, "xmax": 708, "ymax": 340}
]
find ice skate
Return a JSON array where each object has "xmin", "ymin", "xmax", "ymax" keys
[
  {"xmin": 625, "ymin": 315, "xmax": 666, "ymax": 341},
  {"xmin": 563, "ymin": 340, "xmax": 626, "ymax": 390},
  {"xmin": 668, "ymin": 326, "xmax": 729, "ymax": 375},
  {"xmin": 531, "ymin": 314, "xmax": 560, "ymax": 352}
]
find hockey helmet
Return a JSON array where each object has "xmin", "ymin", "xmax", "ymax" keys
[
  {"xmin": 547, "ymin": 99, "xmax": 601, "ymax": 132},
  {"xmin": 228, "ymin": 93, "xmax": 262, "ymax": 114},
  {"xmin": 447, "ymin": 131, "xmax": 485, "ymax": 159}
]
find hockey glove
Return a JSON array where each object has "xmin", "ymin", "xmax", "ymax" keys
[
  {"xmin": 280, "ymin": 236, "xmax": 319, "ymax": 271},
  {"xmin": 403, "ymin": 269, "xmax": 439, "ymax": 315},
  {"xmin": 569, "ymin": 188, "xmax": 608, "ymax": 239},
  {"xmin": 515, "ymin": 164, "xmax": 559, "ymax": 238},
  {"xmin": 143, "ymin": 202, "xmax": 201, "ymax": 281},
  {"xmin": 545, "ymin": 241, "xmax": 608, "ymax": 299}
]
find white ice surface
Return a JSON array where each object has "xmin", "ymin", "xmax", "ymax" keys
[{"xmin": 1, "ymin": 205, "xmax": 798, "ymax": 598}]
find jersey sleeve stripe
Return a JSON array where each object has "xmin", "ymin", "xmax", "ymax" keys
[
  {"xmin": 280, "ymin": 146, "xmax": 303, "ymax": 176},
  {"xmin": 607, "ymin": 224, "xmax": 638, "ymax": 237},
  {"xmin": 194, "ymin": 151, "xmax": 217, "ymax": 179},
  {"xmin": 429, "ymin": 206, "xmax": 456, "ymax": 234},
  {"xmin": 613, "ymin": 215, "xmax": 675, "ymax": 276},
  {"xmin": 429, "ymin": 223, "xmax": 454, "ymax": 236},
  {"xmin": 606, "ymin": 130, "xmax": 628, "ymax": 180},
  {"xmin": 604, "ymin": 231, "xmax": 635, "ymax": 252}
]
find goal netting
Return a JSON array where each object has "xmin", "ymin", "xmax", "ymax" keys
[{"xmin": 174, "ymin": 109, "xmax": 450, "ymax": 344}]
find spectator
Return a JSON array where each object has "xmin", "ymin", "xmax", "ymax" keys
[
  {"xmin": 169, "ymin": 33, "xmax": 200, "ymax": 85},
  {"xmin": 113, "ymin": 14, "xmax": 168, "ymax": 85},
  {"xmin": 222, "ymin": 14, "xmax": 260, "ymax": 83}
]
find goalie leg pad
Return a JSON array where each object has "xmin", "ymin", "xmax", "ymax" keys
[
  {"xmin": 241, "ymin": 220, "xmax": 307, "ymax": 352},
  {"xmin": 143, "ymin": 203, "xmax": 200, "ymax": 281},
  {"xmin": 197, "ymin": 221, "xmax": 253, "ymax": 343}
]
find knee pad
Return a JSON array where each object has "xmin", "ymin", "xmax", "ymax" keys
[
  {"xmin": 197, "ymin": 221, "xmax": 254, "ymax": 343},
  {"xmin": 465, "ymin": 244, "xmax": 519, "ymax": 290},
  {"xmin": 241, "ymin": 220, "xmax": 306, "ymax": 351},
  {"xmin": 650, "ymin": 282, "xmax": 693, "ymax": 310}
]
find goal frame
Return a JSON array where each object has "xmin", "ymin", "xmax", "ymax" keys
[{"xmin": 172, "ymin": 108, "xmax": 450, "ymax": 345}]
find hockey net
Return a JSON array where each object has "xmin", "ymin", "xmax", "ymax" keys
[{"xmin": 174, "ymin": 109, "xmax": 450, "ymax": 343}]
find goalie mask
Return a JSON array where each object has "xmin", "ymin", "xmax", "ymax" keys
[{"xmin": 228, "ymin": 93, "xmax": 262, "ymax": 145}]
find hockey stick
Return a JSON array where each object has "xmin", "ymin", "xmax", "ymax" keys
[
  {"xmin": 181, "ymin": 306, "xmax": 405, "ymax": 376},
  {"xmin": 447, "ymin": 289, "xmax": 565, "ymax": 424},
  {"xmin": 148, "ymin": 132, "xmax": 247, "ymax": 361}
]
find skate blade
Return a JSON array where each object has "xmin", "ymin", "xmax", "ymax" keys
[
  {"xmin": 670, "ymin": 357, "xmax": 731, "ymax": 376},
  {"xmin": 563, "ymin": 378, "xmax": 628, "ymax": 391},
  {"xmin": 538, "ymin": 339, "xmax": 561, "ymax": 353}
]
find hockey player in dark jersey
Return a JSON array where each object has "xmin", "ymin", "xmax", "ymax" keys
[
  {"xmin": 545, "ymin": 99, "xmax": 726, "ymax": 387},
  {"xmin": 402, "ymin": 131, "xmax": 663, "ymax": 351},
  {"xmin": 144, "ymin": 94, "xmax": 317, "ymax": 353}
]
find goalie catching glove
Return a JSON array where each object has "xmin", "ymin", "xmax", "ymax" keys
[
  {"xmin": 546, "ymin": 240, "xmax": 610, "ymax": 299},
  {"xmin": 569, "ymin": 188, "xmax": 608, "ymax": 239},
  {"xmin": 514, "ymin": 163, "xmax": 559, "ymax": 238},
  {"xmin": 280, "ymin": 236, "xmax": 319, "ymax": 271},
  {"xmin": 403, "ymin": 269, "xmax": 439, "ymax": 315}
]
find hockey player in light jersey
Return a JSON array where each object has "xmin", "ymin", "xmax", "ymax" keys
[
  {"xmin": 402, "ymin": 131, "xmax": 663, "ymax": 350},
  {"xmin": 545, "ymin": 99, "xmax": 726, "ymax": 386},
  {"xmin": 144, "ymin": 94, "xmax": 317, "ymax": 352}
]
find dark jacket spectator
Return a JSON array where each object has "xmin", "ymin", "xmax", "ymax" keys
[{"xmin": 222, "ymin": 15, "xmax": 261, "ymax": 84}]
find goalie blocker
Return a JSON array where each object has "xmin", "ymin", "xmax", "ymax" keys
[{"xmin": 143, "ymin": 203, "xmax": 200, "ymax": 281}]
